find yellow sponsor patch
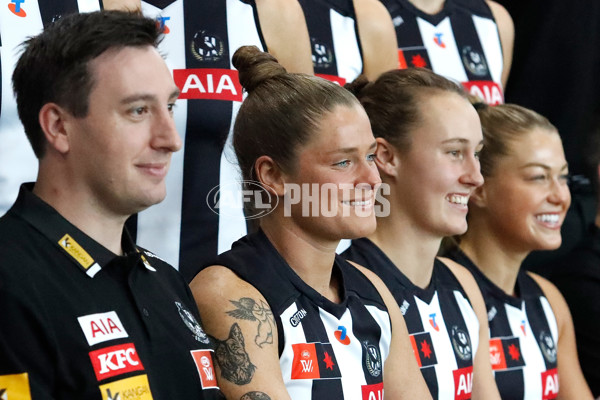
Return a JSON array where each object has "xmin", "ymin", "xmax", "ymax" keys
[
  {"xmin": 58, "ymin": 234, "xmax": 94, "ymax": 269},
  {"xmin": 99, "ymin": 374, "xmax": 154, "ymax": 400},
  {"xmin": 0, "ymin": 372, "xmax": 32, "ymax": 400}
]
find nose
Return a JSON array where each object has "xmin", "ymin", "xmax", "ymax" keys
[
  {"xmin": 548, "ymin": 177, "xmax": 571, "ymax": 207},
  {"xmin": 460, "ymin": 155, "xmax": 484, "ymax": 188},
  {"xmin": 151, "ymin": 107, "xmax": 182, "ymax": 152},
  {"xmin": 356, "ymin": 159, "xmax": 382, "ymax": 190}
]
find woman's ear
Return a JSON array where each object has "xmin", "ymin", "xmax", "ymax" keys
[
  {"xmin": 38, "ymin": 102, "xmax": 71, "ymax": 154},
  {"xmin": 375, "ymin": 137, "xmax": 399, "ymax": 177},
  {"xmin": 254, "ymin": 155, "xmax": 286, "ymax": 196}
]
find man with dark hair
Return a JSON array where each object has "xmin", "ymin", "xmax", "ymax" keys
[{"xmin": 0, "ymin": 11, "xmax": 221, "ymax": 399}]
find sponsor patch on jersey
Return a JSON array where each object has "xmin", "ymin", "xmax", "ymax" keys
[
  {"xmin": 316, "ymin": 74, "xmax": 346, "ymax": 86},
  {"xmin": 453, "ymin": 366, "xmax": 473, "ymax": 400},
  {"xmin": 99, "ymin": 374, "xmax": 153, "ymax": 400},
  {"xmin": 410, "ymin": 332, "xmax": 437, "ymax": 368},
  {"xmin": 0, "ymin": 373, "xmax": 32, "ymax": 399},
  {"xmin": 8, "ymin": 0, "xmax": 27, "ymax": 18},
  {"xmin": 541, "ymin": 368, "xmax": 558, "ymax": 399},
  {"xmin": 334, "ymin": 326, "xmax": 351, "ymax": 345},
  {"xmin": 78, "ymin": 311, "xmax": 129, "ymax": 346},
  {"xmin": 398, "ymin": 48, "xmax": 430, "ymax": 69},
  {"xmin": 461, "ymin": 81, "xmax": 504, "ymax": 105},
  {"xmin": 362, "ymin": 382, "xmax": 384, "ymax": 400},
  {"xmin": 461, "ymin": 46, "xmax": 488, "ymax": 77},
  {"xmin": 311, "ymin": 39, "xmax": 334, "ymax": 69},
  {"xmin": 538, "ymin": 331, "xmax": 557, "ymax": 364},
  {"xmin": 58, "ymin": 234, "xmax": 101, "ymax": 277},
  {"xmin": 362, "ymin": 341, "xmax": 382, "ymax": 378},
  {"xmin": 289, "ymin": 308, "xmax": 307, "ymax": 327},
  {"xmin": 191, "ymin": 30, "xmax": 224, "ymax": 62},
  {"xmin": 191, "ymin": 349, "xmax": 219, "ymax": 389},
  {"xmin": 173, "ymin": 69, "xmax": 243, "ymax": 102},
  {"xmin": 89, "ymin": 343, "xmax": 144, "ymax": 381},
  {"xmin": 175, "ymin": 302, "xmax": 210, "ymax": 344},
  {"xmin": 291, "ymin": 342, "xmax": 341, "ymax": 380},
  {"xmin": 451, "ymin": 325, "xmax": 472, "ymax": 361},
  {"xmin": 489, "ymin": 337, "xmax": 525, "ymax": 371}
]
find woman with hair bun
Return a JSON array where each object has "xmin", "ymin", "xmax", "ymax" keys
[
  {"xmin": 190, "ymin": 46, "xmax": 431, "ymax": 400},
  {"xmin": 441, "ymin": 102, "xmax": 593, "ymax": 399},
  {"xmin": 343, "ymin": 68, "xmax": 501, "ymax": 399}
]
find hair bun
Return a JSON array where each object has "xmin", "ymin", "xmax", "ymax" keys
[
  {"xmin": 232, "ymin": 45, "xmax": 287, "ymax": 93},
  {"xmin": 345, "ymin": 74, "xmax": 370, "ymax": 96}
]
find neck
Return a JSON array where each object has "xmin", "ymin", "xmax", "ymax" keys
[
  {"xmin": 459, "ymin": 224, "xmax": 527, "ymax": 296},
  {"xmin": 408, "ymin": 0, "xmax": 445, "ymax": 14},
  {"xmin": 34, "ymin": 166, "xmax": 126, "ymax": 255},
  {"xmin": 260, "ymin": 216, "xmax": 340, "ymax": 303},
  {"xmin": 368, "ymin": 210, "xmax": 440, "ymax": 289}
]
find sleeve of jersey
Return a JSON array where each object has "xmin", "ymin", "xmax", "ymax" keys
[{"xmin": 0, "ymin": 284, "xmax": 58, "ymax": 400}]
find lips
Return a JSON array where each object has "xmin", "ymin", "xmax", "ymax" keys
[{"xmin": 136, "ymin": 162, "xmax": 168, "ymax": 178}]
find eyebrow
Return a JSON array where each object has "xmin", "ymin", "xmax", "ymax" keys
[
  {"xmin": 521, "ymin": 162, "xmax": 569, "ymax": 171},
  {"xmin": 120, "ymin": 88, "xmax": 181, "ymax": 105},
  {"xmin": 441, "ymin": 138, "xmax": 484, "ymax": 146},
  {"xmin": 326, "ymin": 141, "xmax": 377, "ymax": 155}
]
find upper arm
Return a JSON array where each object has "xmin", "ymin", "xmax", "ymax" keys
[
  {"xmin": 350, "ymin": 263, "xmax": 433, "ymax": 400},
  {"xmin": 439, "ymin": 257, "xmax": 501, "ymax": 400},
  {"xmin": 102, "ymin": 0, "xmax": 141, "ymax": 10},
  {"xmin": 353, "ymin": 0, "xmax": 399, "ymax": 80},
  {"xmin": 256, "ymin": 0, "xmax": 314, "ymax": 74},
  {"xmin": 190, "ymin": 266, "xmax": 292, "ymax": 400},
  {"xmin": 486, "ymin": 0, "xmax": 514, "ymax": 88},
  {"xmin": 528, "ymin": 273, "xmax": 593, "ymax": 400}
]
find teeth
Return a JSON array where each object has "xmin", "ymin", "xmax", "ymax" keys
[
  {"xmin": 447, "ymin": 195, "xmax": 468, "ymax": 205},
  {"xmin": 536, "ymin": 214, "xmax": 559, "ymax": 223},
  {"xmin": 342, "ymin": 200, "xmax": 372, "ymax": 206}
]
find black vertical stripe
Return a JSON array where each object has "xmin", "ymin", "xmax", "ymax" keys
[
  {"xmin": 38, "ymin": 0, "xmax": 80, "ymax": 27},
  {"xmin": 347, "ymin": 297, "xmax": 383, "ymax": 386},
  {"xmin": 495, "ymin": 370, "xmax": 525, "ymax": 398},
  {"xmin": 179, "ymin": 1, "xmax": 234, "ymax": 281},
  {"xmin": 526, "ymin": 298, "xmax": 558, "ymax": 370},
  {"xmin": 298, "ymin": 0, "xmax": 339, "ymax": 76},
  {"xmin": 448, "ymin": 10, "xmax": 493, "ymax": 81},
  {"xmin": 296, "ymin": 296, "xmax": 344, "ymax": 398}
]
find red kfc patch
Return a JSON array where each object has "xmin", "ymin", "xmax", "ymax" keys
[{"xmin": 88, "ymin": 343, "xmax": 144, "ymax": 381}]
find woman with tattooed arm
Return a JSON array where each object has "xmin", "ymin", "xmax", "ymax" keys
[{"xmin": 190, "ymin": 45, "xmax": 432, "ymax": 400}]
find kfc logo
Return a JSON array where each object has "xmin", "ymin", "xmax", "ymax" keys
[
  {"xmin": 78, "ymin": 311, "xmax": 128, "ymax": 346},
  {"xmin": 89, "ymin": 343, "xmax": 144, "ymax": 381},
  {"xmin": 173, "ymin": 69, "xmax": 242, "ymax": 101}
]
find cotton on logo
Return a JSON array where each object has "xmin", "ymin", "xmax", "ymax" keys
[
  {"xmin": 453, "ymin": 366, "xmax": 473, "ymax": 400},
  {"xmin": 541, "ymin": 369, "xmax": 558, "ymax": 400},
  {"xmin": 173, "ymin": 69, "xmax": 242, "ymax": 102},
  {"xmin": 362, "ymin": 382, "xmax": 384, "ymax": 400},
  {"xmin": 89, "ymin": 343, "xmax": 144, "ymax": 381},
  {"xmin": 78, "ymin": 311, "xmax": 129, "ymax": 346},
  {"xmin": 191, "ymin": 349, "xmax": 219, "ymax": 389}
]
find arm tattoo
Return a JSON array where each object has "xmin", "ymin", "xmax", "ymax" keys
[
  {"xmin": 214, "ymin": 323, "xmax": 256, "ymax": 385},
  {"xmin": 240, "ymin": 392, "xmax": 271, "ymax": 400},
  {"xmin": 227, "ymin": 297, "xmax": 274, "ymax": 348}
]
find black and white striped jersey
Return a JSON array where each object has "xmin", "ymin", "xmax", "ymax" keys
[
  {"xmin": 447, "ymin": 248, "xmax": 559, "ymax": 400},
  {"xmin": 213, "ymin": 231, "xmax": 391, "ymax": 399},
  {"xmin": 381, "ymin": 0, "xmax": 505, "ymax": 104},
  {"xmin": 0, "ymin": 1, "xmax": 104, "ymax": 216},
  {"xmin": 343, "ymin": 238, "xmax": 479, "ymax": 400},
  {"xmin": 298, "ymin": 0, "xmax": 363, "ymax": 85},
  {"xmin": 139, "ymin": 0, "xmax": 266, "ymax": 281}
]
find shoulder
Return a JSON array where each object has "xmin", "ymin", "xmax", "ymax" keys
[
  {"xmin": 486, "ymin": 1, "xmax": 514, "ymax": 42},
  {"xmin": 527, "ymin": 271, "xmax": 570, "ymax": 326},
  {"xmin": 438, "ymin": 256, "xmax": 481, "ymax": 298}
]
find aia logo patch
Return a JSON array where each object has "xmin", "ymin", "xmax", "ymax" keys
[
  {"xmin": 78, "ymin": 311, "xmax": 129, "ymax": 346},
  {"xmin": 453, "ymin": 366, "xmax": 473, "ymax": 400},
  {"xmin": 409, "ymin": 332, "xmax": 437, "ymax": 368},
  {"xmin": 489, "ymin": 337, "xmax": 525, "ymax": 371},
  {"xmin": 461, "ymin": 81, "xmax": 504, "ymax": 105},
  {"xmin": 173, "ymin": 69, "xmax": 242, "ymax": 102},
  {"xmin": 291, "ymin": 342, "xmax": 341, "ymax": 380},
  {"xmin": 541, "ymin": 368, "xmax": 558, "ymax": 399},
  {"xmin": 191, "ymin": 349, "xmax": 219, "ymax": 389},
  {"xmin": 362, "ymin": 382, "xmax": 384, "ymax": 400},
  {"xmin": 89, "ymin": 343, "xmax": 144, "ymax": 381}
]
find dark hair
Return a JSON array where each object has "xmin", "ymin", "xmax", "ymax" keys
[
  {"xmin": 232, "ymin": 45, "xmax": 360, "ymax": 183},
  {"xmin": 12, "ymin": 10, "xmax": 162, "ymax": 158},
  {"xmin": 472, "ymin": 101, "xmax": 558, "ymax": 177},
  {"xmin": 346, "ymin": 68, "xmax": 468, "ymax": 153}
]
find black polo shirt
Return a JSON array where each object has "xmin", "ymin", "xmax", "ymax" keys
[{"xmin": 0, "ymin": 184, "xmax": 222, "ymax": 399}]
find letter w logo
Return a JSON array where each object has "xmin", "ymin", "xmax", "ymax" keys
[
  {"xmin": 300, "ymin": 359, "xmax": 313, "ymax": 373},
  {"xmin": 203, "ymin": 367, "xmax": 214, "ymax": 381}
]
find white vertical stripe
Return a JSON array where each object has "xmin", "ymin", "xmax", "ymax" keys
[
  {"xmin": 539, "ymin": 296, "xmax": 558, "ymax": 344},
  {"xmin": 472, "ymin": 15, "xmax": 503, "ymax": 87},
  {"xmin": 137, "ymin": 1, "xmax": 185, "ymax": 268},
  {"xmin": 417, "ymin": 16, "xmax": 467, "ymax": 84},
  {"xmin": 77, "ymin": 0, "xmax": 101, "ymax": 12},
  {"xmin": 453, "ymin": 290, "xmax": 479, "ymax": 360},
  {"xmin": 415, "ymin": 292, "xmax": 457, "ymax": 400},
  {"xmin": 330, "ymin": 9, "xmax": 362, "ymax": 83},
  {"xmin": 280, "ymin": 303, "xmax": 311, "ymax": 399},
  {"xmin": 365, "ymin": 304, "xmax": 392, "ymax": 362}
]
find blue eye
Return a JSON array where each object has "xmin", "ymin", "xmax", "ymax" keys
[
  {"xmin": 334, "ymin": 160, "xmax": 350, "ymax": 168},
  {"xmin": 367, "ymin": 153, "xmax": 376, "ymax": 162}
]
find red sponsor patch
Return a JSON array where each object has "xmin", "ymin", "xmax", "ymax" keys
[
  {"xmin": 173, "ymin": 69, "xmax": 243, "ymax": 102},
  {"xmin": 453, "ymin": 366, "xmax": 473, "ymax": 400},
  {"xmin": 462, "ymin": 81, "xmax": 504, "ymax": 105},
  {"xmin": 191, "ymin": 349, "xmax": 219, "ymax": 389},
  {"xmin": 541, "ymin": 368, "xmax": 558, "ymax": 399},
  {"xmin": 88, "ymin": 343, "xmax": 144, "ymax": 381},
  {"xmin": 489, "ymin": 338, "xmax": 506, "ymax": 370},
  {"xmin": 316, "ymin": 74, "xmax": 346, "ymax": 86},
  {"xmin": 291, "ymin": 343, "xmax": 320, "ymax": 380},
  {"xmin": 398, "ymin": 50, "xmax": 408, "ymax": 69},
  {"xmin": 362, "ymin": 382, "xmax": 384, "ymax": 400}
]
